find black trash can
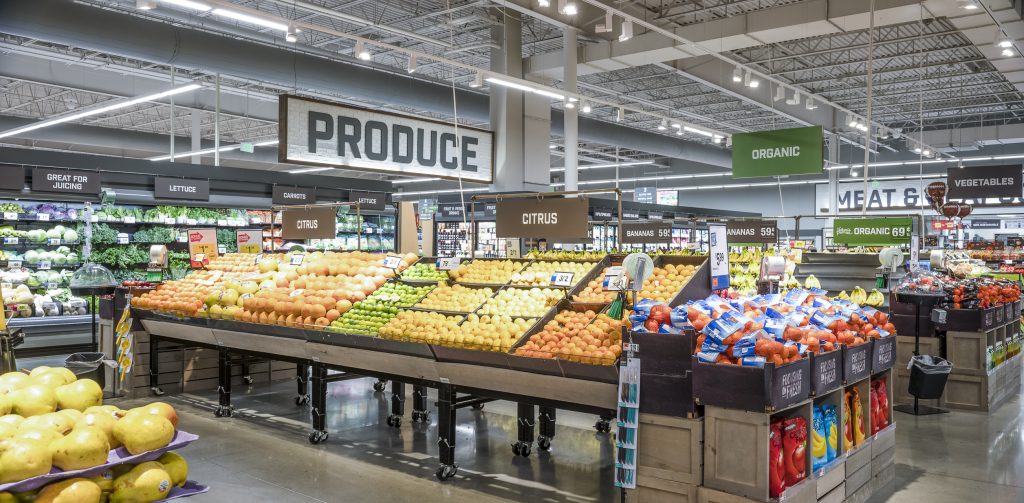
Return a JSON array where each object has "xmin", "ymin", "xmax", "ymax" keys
[
  {"xmin": 908, "ymin": 355, "xmax": 952, "ymax": 400},
  {"xmin": 65, "ymin": 352, "xmax": 108, "ymax": 389}
]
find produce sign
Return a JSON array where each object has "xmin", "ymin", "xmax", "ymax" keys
[
  {"xmin": 968, "ymin": 219, "xmax": 1000, "ymax": 229},
  {"xmin": 154, "ymin": 177, "xmax": 210, "ymax": 201},
  {"xmin": 495, "ymin": 197, "xmax": 589, "ymax": 240},
  {"xmin": 272, "ymin": 185, "xmax": 316, "ymax": 205},
  {"xmin": 31, "ymin": 167, "xmax": 100, "ymax": 195},
  {"xmin": 633, "ymin": 186, "xmax": 656, "ymax": 204},
  {"xmin": 236, "ymin": 229, "xmax": 262, "ymax": 253},
  {"xmin": 708, "ymin": 224, "xmax": 729, "ymax": 289},
  {"xmin": 187, "ymin": 228, "xmax": 218, "ymax": 268},
  {"xmin": 620, "ymin": 221, "xmax": 672, "ymax": 244},
  {"xmin": 832, "ymin": 217, "xmax": 912, "ymax": 246},
  {"xmin": 349, "ymin": 190, "xmax": 386, "ymax": 211},
  {"xmin": 591, "ymin": 208, "xmax": 614, "ymax": 221},
  {"xmin": 438, "ymin": 203, "xmax": 465, "ymax": 218},
  {"xmin": 930, "ymin": 220, "xmax": 960, "ymax": 231},
  {"xmin": 947, "ymin": 165, "xmax": 1022, "ymax": 199},
  {"xmin": 281, "ymin": 207, "xmax": 337, "ymax": 240},
  {"xmin": 656, "ymin": 189, "xmax": 678, "ymax": 206},
  {"xmin": 726, "ymin": 220, "xmax": 778, "ymax": 244},
  {"xmin": 280, "ymin": 95, "xmax": 494, "ymax": 183},
  {"xmin": 731, "ymin": 125, "xmax": 824, "ymax": 178},
  {"xmin": 0, "ymin": 166, "xmax": 24, "ymax": 191}
]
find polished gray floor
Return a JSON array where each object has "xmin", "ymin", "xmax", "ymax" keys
[{"xmin": 18, "ymin": 355, "xmax": 1024, "ymax": 502}]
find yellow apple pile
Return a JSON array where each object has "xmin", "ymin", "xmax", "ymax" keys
[
  {"xmin": 477, "ymin": 287, "xmax": 562, "ymax": 318},
  {"xmin": 206, "ymin": 253, "xmax": 260, "ymax": 273},
  {"xmin": 449, "ymin": 259, "xmax": 523, "ymax": 284},
  {"xmin": 457, "ymin": 314, "xmax": 533, "ymax": 351},
  {"xmin": 415, "ymin": 284, "xmax": 494, "ymax": 312},
  {"xmin": 638, "ymin": 263, "xmax": 697, "ymax": 303},
  {"xmin": 511, "ymin": 261, "xmax": 596, "ymax": 286},
  {"xmin": 378, "ymin": 311, "xmax": 464, "ymax": 344}
]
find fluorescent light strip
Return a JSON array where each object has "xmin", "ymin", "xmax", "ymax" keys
[
  {"xmin": 562, "ymin": 173, "xmax": 947, "ymax": 193},
  {"xmin": 390, "ymin": 177, "xmax": 440, "ymax": 184},
  {"xmin": 396, "ymin": 187, "xmax": 488, "ymax": 197},
  {"xmin": 0, "ymin": 84, "xmax": 201, "ymax": 140},
  {"xmin": 485, "ymin": 77, "xmax": 565, "ymax": 101},
  {"xmin": 551, "ymin": 161, "xmax": 655, "ymax": 172},
  {"xmin": 211, "ymin": 8, "xmax": 289, "ymax": 31},
  {"xmin": 286, "ymin": 167, "xmax": 332, "ymax": 174},
  {"xmin": 148, "ymin": 140, "xmax": 278, "ymax": 161},
  {"xmin": 159, "ymin": 0, "xmax": 211, "ymax": 10}
]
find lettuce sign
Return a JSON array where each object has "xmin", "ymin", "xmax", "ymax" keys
[
  {"xmin": 731, "ymin": 126, "xmax": 824, "ymax": 178},
  {"xmin": 833, "ymin": 218, "xmax": 912, "ymax": 246}
]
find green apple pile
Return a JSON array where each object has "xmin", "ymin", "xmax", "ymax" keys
[
  {"xmin": 327, "ymin": 303, "xmax": 400, "ymax": 336},
  {"xmin": 400, "ymin": 263, "xmax": 449, "ymax": 282},
  {"xmin": 363, "ymin": 282, "xmax": 434, "ymax": 308}
]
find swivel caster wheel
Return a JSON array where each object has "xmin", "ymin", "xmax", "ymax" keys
[
  {"xmin": 214, "ymin": 406, "xmax": 232, "ymax": 418},
  {"xmin": 386, "ymin": 415, "xmax": 402, "ymax": 427},
  {"xmin": 538, "ymin": 436, "xmax": 552, "ymax": 452},
  {"xmin": 308, "ymin": 430, "xmax": 328, "ymax": 444},
  {"xmin": 435, "ymin": 464, "xmax": 458, "ymax": 481},
  {"xmin": 243, "ymin": 376, "xmax": 254, "ymax": 385},
  {"xmin": 594, "ymin": 420, "xmax": 610, "ymax": 433},
  {"xmin": 295, "ymin": 394, "xmax": 310, "ymax": 406},
  {"xmin": 150, "ymin": 387, "xmax": 165, "ymax": 397},
  {"xmin": 471, "ymin": 402, "xmax": 485, "ymax": 411},
  {"xmin": 512, "ymin": 441, "xmax": 532, "ymax": 457},
  {"xmin": 372, "ymin": 381, "xmax": 386, "ymax": 392},
  {"xmin": 411, "ymin": 411, "xmax": 430, "ymax": 423}
]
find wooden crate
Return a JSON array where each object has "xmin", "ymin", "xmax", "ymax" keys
[
  {"xmin": 895, "ymin": 335, "xmax": 940, "ymax": 370},
  {"xmin": 696, "ymin": 480, "xmax": 815, "ymax": 503},
  {"xmin": 626, "ymin": 479, "xmax": 696, "ymax": 503},
  {"xmin": 637, "ymin": 414, "xmax": 703, "ymax": 486},
  {"xmin": 843, "ymin": 461, "xmax": 871, "ymax": 498},
  {"xmin": 871, "ymin": 425, "xmax": 896, "ymax": 460},
  {"xmin": 818, "ymin": 482, "xmax": 844, "ymax": 503},
  {"xmin": 843, "ymin": 481, "xmax": 871, "ymax": 503},
  {"xmin": 703, "ymin": 401, "xmax": 811, "ymax": 501},
  {"xmin": 813, "ymin": 460, "xmax": 844, "ymax": 500}
]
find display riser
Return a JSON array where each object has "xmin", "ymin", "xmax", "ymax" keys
[
  {"xmin": 696, "ymin": 480, "xmax": 816, "ymax": 503},
  {"xmin": 946, "ymin": 322, "xmax": 1015, "ymax": 376},
  {"xmin": 626, "ymin": 414, "xmax": 703, "ymax": 503},
  {"xmin": 627, "ymin": 479, "xmax": 697, "ymax": 503},
  {"xmin": 943, "ymin": 355, "xmax": 1022, "ymax": 412},
  {"xmin": 814, "ymin": 461, "xmax": 844, "ymax": 502}
]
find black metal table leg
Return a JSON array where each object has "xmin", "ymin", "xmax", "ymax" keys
[
  {"xmin": 595, "ymin": 414, "xmax": 612, "ymax": 433},
  {"xmin": 308, "ymin": 363, "xmax": 328, "ymax": 444},
  {"xmin": 241, "ymin": 360, "xmax": 253, "ymax": 385},
  {"xmin": 386, "ymin": 381, "xmax": 406, "ymax": 427},
  {"xmin": 513, "ymin": 402, "xmax": 535, "ymax": 457},
  {"xmin": 214, "ymin": 348, "xmax": 232, "ymax": 418},
  {"xmin": 538, "ymin": 406, "xmax": 556, "ymax": 451},
  {"xmin": 149, "ymin": 335, "xmax": 164, "ymax": 396},
  {"xmin": 411, "ymin": 385, "xmax": 429, "ymax": 423},
  {"xmin": 435, "ymin": 382, "xmax": 458, "ymax": 481},
  {"xmin": 372, "ymin": 377, "xmax": 387, "ymax": 392},
  {"xmin": 295, "ymin": 364, "xmax": 310, "ymax": 406}
]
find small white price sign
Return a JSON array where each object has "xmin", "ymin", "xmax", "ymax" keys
[
  {"xmin": 117, "ymin": 233, "xmax": 130, "ymax": 245},
  {"xmin": 290, "ymin": 254, "xmax": 304, "ymax": 265},
  {"xmin": 2, "ymin": 212, "xmax": 17, "ymax": 220},
  {"xmin": 436, "ymin": 257, "xmax": 460, "ymax": 270},
  {"xmin": 550, "ymin": 272, "xmax": 575, "ymax": 287},
  {"xmin": 193, "ymin": 253, "xmax": 206, "ymax": 263},
  {"xmin": 90, "ymin": 215, "xmax": 99, "ymax": 223},
  {"xmin": 186, "ymin": 219, "xmax": 198, "ymax": 226},
  {"xmin": 6, "ymin": 260, "xmax": 21, "ymax": 269},
  {"xmin": 124, "ymin": 216, "xmax": 136, "ymax": 224},
  {"xmin": 47, "ymin": 238, "xmax": 61, "ymax": 246},
  {"xmin": 1, "ymin": 282, "xmax": 11, "ymax": 290},
  {"xmin": 383, "ymin": 255, "xmax": 402, "ymax": 269},
  {"xmin": 602, "ymin": 266, "xmax": 626, "ymax": 291},
  {"xmin": 38, "ymin": 260, "xmax": 51, "ymax": 270},
  {"xmin": 254, "ymin": 253, "xmax": 264, "ymax": 265},
  {"xmin": 217, "ymin": 245, "xmax": 226, "ymax": 254},
  {"xmin": 3, "ymin": 237, "xmax": 18, "ymax": 245},
  {"xmin": 45, "ymin": 282, "xmax": 59, "ymax": 290},
  {"xmin": 164, "ymin": 217, "xmax": 176, "ymax": 225},
  {"xmin": 176, "ymin": 235, "xmax": 187, "ymax": 243},
  {"xmin": 217, "ymin": 219, "xmax": 228, "ymax": 226},
  {"xmin": 36, "ymin": 213, "xmax": 49, "ymax": 221},
  {"xmin": 289, "ymin": 289, "xmax": 305, "ymax": 297},
  {"xmin": 251, "ymin": 217, "xmax": 262, "ymax": 224}
]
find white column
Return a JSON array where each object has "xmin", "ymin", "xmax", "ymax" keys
[
  {"xmin": 563, "ymin": 27, "xmax": 579, "ymax": 193},
  {"xmin": 489, "ymin": 12, "xmax": 525, "ymax": 192},
  {"xmin": 191, "ymin": 110, "xmax": 201, "ymax": 164}
]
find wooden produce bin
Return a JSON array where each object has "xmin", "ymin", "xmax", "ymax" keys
[
  {"xmin": 693, "ymin": 357, "xmax": 810, "ymax": 413},
  {"xmin": 627, "ymin": 413, "xmax": 703, "ymax": 502},
  {"xmin": 702, "ymin": 401, "xmax": 812, "ymax": 502},
  {"xmin": 696, "ymin": 479, "xmax": 816, "ymax": 503},
  {"xmin": 870, "ymin": 337, "xmax": 896, "ymax": 374},
  {"xmin": 942, "ymin": 312, "xmax": 1021, "ymax": 411}
]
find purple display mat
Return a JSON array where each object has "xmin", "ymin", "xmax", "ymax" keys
[
  {"xmin": 167, "ymin": 481, "xmax": 210, "ymax": 500},
  {"xmin": 0, "ymin": 431, "xmax": 199, "ymax": 493}
]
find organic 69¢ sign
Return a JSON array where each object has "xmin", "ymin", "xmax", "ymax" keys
[{"xmin": 280, "ymin": 95, "xmax": 493, "ymax": 183}]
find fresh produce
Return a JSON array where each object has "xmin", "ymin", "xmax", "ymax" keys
[
  {"xmin": 113, "ymin": 414, "xmax": 174, "ymax": 455},
  {"xmin": 361, "ymin": 282, "xmax": 434, "ymax": 308},
  {"xmin": 571, "ymin": 267, "xmax": 618, "ymax": 303},
  {"xmin": 328, "ymin": 302, "xmax": 399, "ymax": 335},
  {"xmin": 158, "ymin": 451, "xmax": 189, "ymax": 488},
  {"xmin": 938, "ymin": 277, "xmax": 1020, "ymax": 310},
  {"xmin": 415, "ymin": 284, "xmax": 493, "ymax": 312},
  {"xmin": 514, "ymin": 311, "xmax": 623, "ymax": 364},
  {"xmin": 111, "ymin": 461, "xmax": 174, "ymax": 502},
  {"xmin": 782, "ymin": 417, "xmax": 807, "ymax": 486},
  {"xmin": 378, "ymin": 311, "xmax": 463, "ymax": 345},
  {"xmin": 50, "ymin": 427, "xmax": 110, "ymax": 471},
  {"xmin": 0, "ymin": 203, "xmax": 23, "ymax": 214},
  {"xmin": 527, "ymin": 250, "xmax": 606, "ymax": 261},
  {"xmin": 636, "ymin": 263, "xmax": 696, "ymax": 303},
  {"xmin": 511, "ymin": 261, "xmax": 595, "ymax": 286},
  {"xmin": 400, "ymin": 262, "xmax": 450, "ymax": 281},
  {"xmin": 870, "ymin": 378, "xmax": 889, "ymax": 434},
  {"xmin": 449, "ymin": 259, "xmax": 523, "ymax": 284},
  {"xmin": 34, "ymin": 477, "xmax": 103, "ymax": 502},
  {"xmin": 804, "ymin": 275, "xmax": 820, "ymax": 290},
  {"xmin": 456, "ymin": 314, "xmax": 533, "ymax": 351},
  {"xmin": 0, "ymin": 438, "xmax": 52, "ymax": 482},
  {"xmin": 477, "ymin": 287, "xmax": 562, "ymax": 318}
]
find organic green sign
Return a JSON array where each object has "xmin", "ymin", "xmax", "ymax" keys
[
  {"xmin": 833, "ymin": 218, "xmax": 912, "ymax": 246},
  {"xmin": 731, "ymin": 126, "xmax": 824, "ymax": 178}
]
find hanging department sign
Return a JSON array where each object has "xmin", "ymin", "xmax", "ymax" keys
[
  {"xmin": 620, "ymin": 221, "xmax": 672, "ymax": 244},
  {"xmin": 726, "ymin": 220, "xmax": 778, "ymax": 244},
  {"xmin": 495, "ymin": 197, "xmax": 589, "ymax": 240},
  {"xmin": 731, "ymin": 126, "xmax": 824, "ymax": 178},
  {"xmin": 272, "ymin": 186, "xmax": 316, "ymax": 205},
  {"xmin": 279, "ymin": 95, "xmax": 493, "ymax": 183},
  {"xmin": 833, "ymin": 218, "xmax": 912, "ymax": 246},
  {"xmin": 946, "ymin": 165, "xmax": 1022, "ymax": 199},
  {"xmin": 281, "ymin": 207, "xmax": 337, "ymax": 240},
  {"xmin": 31, "ymin": 167, "xmax": 101, "ymax": 195},
  {"xmin": 349, "ymin": 191, "xmax": 386, "ymax": 211},
  {"xmin": 634, "ymin": 187, "xmax": 656, "ymax": 204},
  {"xmin": 154, "ymin": 177, "xmax": 209, "ymax": 201}
]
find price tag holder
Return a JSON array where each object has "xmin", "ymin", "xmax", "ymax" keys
[
  {"xmin": 191, "ymin": 253, "xmax": 207, "ymax": 269},
  {"xmin": 36, "ymin": 214, "xmax": 50, "ymax": 221},
  {"xmin": 38, "ymin": 260, "xmax": 51, "ymax": 270},
  {"xmin": 124, "ymin": 216, "xmax": 136, "ymax": 224},
  {"xmin": 603, "ymin": 266, "xmax": 626, "ymax": 291},
  {"xmin": 186, "ymin": 219, "xmax": 198, "ymax": 226},
  {"xmin": 217, "ymin": 245, "xmax": 227, "ymax": 254},
  {"xmin": 436, "ymin": 257, "xmax": 460, "ymax": 270},
  {"xmin": 1, "ymin": 282, "xmax": 12, "ymax": 290},
  {"xmin": 251, "ymin": 217, "xmax": 262, "ymax": 225},
  {"xmin": 90, "ymin": 215, "xmax": 99, "ymax": 223},
  {"xmin": 254, "ymin": 253, "xmax": 264, "ymax": 265},
  {"xmin": 383, "ymin": 255, "xmax": 402, "ymax": 269},
  {"xmin": 7, "ymin": 260, "xmax": 22, "ymax": 269},
  {"xmin": 3, "ymin": 237, "xmax": 18, "ymax": 245},
  {"xmin": 117, "ymin": 233, "xmax": 130, "ymax": 245},
  {"xmin": 217, "ymin": 219, "xmax": 227, "ymax": 226},
  {"xmin": 290, "ymin": 254, "xmax": 304, "ymax": 266},
  {"xmin": 176, "ymin": 234, "xmax": 187, "ymax": 243},
  {"xmin": 2, "ymin": 212, "xmax": 16, "ymax": 221},
  {"xmin": 550, "ymin": 271, "xmax": 575, "ymax": 287},
  {"xmin": 164, "ymin": 217, "xmax": 176, "ymax": 225},
  {"xmin": 47, "ymin": 238, "xmax": 61, "ymax": 246},
  {"xmin": 45, "ymin": 282, "xmax": 59, "ymax": 290}
]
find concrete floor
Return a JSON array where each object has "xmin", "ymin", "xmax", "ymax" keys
[{"xmin": 18, "ymin": 356, "xmax": 1024, "ymax": 502}]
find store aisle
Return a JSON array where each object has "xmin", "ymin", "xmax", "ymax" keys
[{"xmin": 109, "ymin": 377, "xmax": 1024, "ymax": 503}]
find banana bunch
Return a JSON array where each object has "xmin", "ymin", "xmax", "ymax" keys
[
  {"xmin": 811, "ymin": 426, "xmax": 827, "ymax": 460},
  {"xmin": 836, "ymin": 290, "xmax": 850, "ymax": 301},
  {"xmin": 782, "ymin": 274, "xmax": 801, "ymax": 289},
  {"xmin": 850, "ymin": 286, "xmax": 867, "ymax": 305},
  {"xmin": 805, "ymin": 274, "xmax": 821, "ymax": 290},
  {"xmin": 864, "ymin": 289, "xmax": 885, "ymax": 307}
]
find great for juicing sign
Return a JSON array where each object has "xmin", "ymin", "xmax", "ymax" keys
[
  {"xmin": 833, "ymin": 218, "xmax": 912, "ymax": 246},
  {"xmin": 280, "ymin": 95, "xmax": 493, "ymax": 183},
  {"xmin": 731, "ymin": 126, "xmax": 823, "ymax": 178}
]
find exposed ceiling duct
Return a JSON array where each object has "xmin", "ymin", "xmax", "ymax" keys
[{"xmin": 0, "ymin": 0, "xmax": 732, "ymax": 169}]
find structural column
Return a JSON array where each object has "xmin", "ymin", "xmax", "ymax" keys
[
  {"xmin": 191, "ymin": 111, "xmax": 201, "ymax": 164},
  {"xmin": 563, "ymin": 27, "xmax": 578, "ymax": 192}
]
